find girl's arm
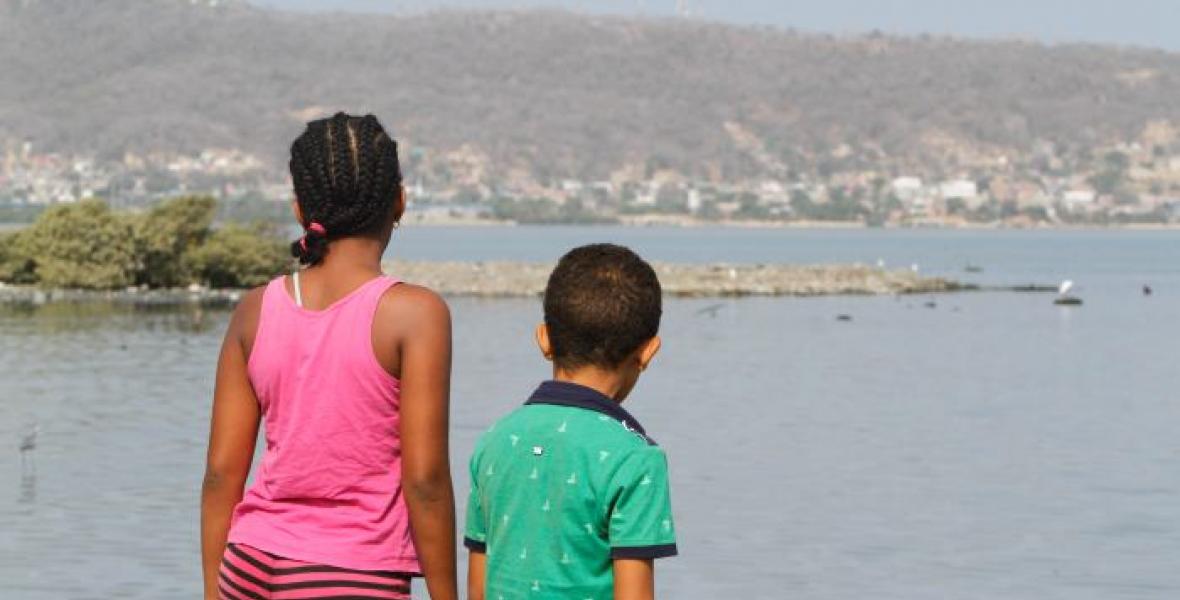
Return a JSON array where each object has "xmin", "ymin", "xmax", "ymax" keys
[
  {"xmin": 395, "ymin": 286, "xmax": 458, "ymax": 600},
  {"xmin": 201, "ymin": 293, "xmax": 262, "ymax": 600},
  {"xmin": 614, "ymin": 558, "xmax": 656, "ymax": 600}
]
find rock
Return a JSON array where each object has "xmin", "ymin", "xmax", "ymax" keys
[
  {"xmin": 384, "ymin": 261, "xmax": 970, "ymax": 298},
  {"xmin": 0, "ymin": 261, "xmax": 986, "ymax": 304}
]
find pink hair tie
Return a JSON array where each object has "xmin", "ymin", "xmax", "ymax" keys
[{"xmin": 307, "ymin": 222, "xmax": 327, "ymax": 236}]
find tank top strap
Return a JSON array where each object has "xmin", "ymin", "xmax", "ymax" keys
[
  {"xmin": 265, "ymin": 274, "xmax": 289, "ymax": 305},
  {"xmin": 350, "ymin": 275, "xmax": 402, "ymax": 322},
  {"xmin": 247, "ymin": 276, "xmax": 292, "ymax": 370},
  {"xmin": 256, "ymin": 275, "xmax": 290, "ymax": 322}
]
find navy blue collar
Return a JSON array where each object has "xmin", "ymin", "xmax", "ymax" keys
[{"xmin": 526, "ymin": 380, "xmax": 654, "ymax": 444}]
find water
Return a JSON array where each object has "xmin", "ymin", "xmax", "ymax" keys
[{"xmin": 1, "ymin": 227, "xmax": 1178, "ymax": 599}]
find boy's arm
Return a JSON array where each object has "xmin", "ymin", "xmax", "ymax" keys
[
  {"xmin": 467, "ymin": 550, "xmax": 487, "ymax": 600},
  {"xmin": 201, "ymin": 293, "xmax": 262, "ymax": 600},
  {"xmin": 605, "ymin": 447, "xmax": 677, "ymax": 600},
  {"xmin": 613, "ymin": 558, "xmax": 655, "ymax": 600},
  {"xmin": 396, "ymin": 287, "xmax": 458, "ymax": 600}
]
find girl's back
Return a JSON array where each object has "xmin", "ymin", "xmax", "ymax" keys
[{"xmin": 229, "ymin": 273, "xmax": 418, "ymax": 572}]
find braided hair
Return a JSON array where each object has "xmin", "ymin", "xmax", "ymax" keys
[{"xmin": 289, "ymin": 112, "xmax": 403, "ymax": 266}]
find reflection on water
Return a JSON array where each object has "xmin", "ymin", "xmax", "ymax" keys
[
  {"xmin": 18, "ymin": 464, "xmax": 35, "ymax": 506},
  {"xmin": 1, "ymin": 301, "xmax": 219, "ymax": 335}
]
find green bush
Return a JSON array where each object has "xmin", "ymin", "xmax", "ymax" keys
[
  {"xmin": 0, "ymin": 197, "xmax": 292, "ymax": 289},
  {"xmin": 0, "ymin": 231, "xmax": 37, "ymax": 284},
  {"xmin": 186, "ymin": 223, "xmax": 290, "ymax": 289},
  {"xmin": 133, "ymin": 196, "xmax": 217, "ymax": 287},
  {"xmin": 14, "ymin": 200, "xmax": 138, "ymax": 289}
]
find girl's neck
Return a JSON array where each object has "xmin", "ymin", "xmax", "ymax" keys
[{"xmin": 312, "ymin": 237, "xmax": 386, "ymax": 277}]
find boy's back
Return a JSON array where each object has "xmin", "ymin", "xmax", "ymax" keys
[{"xmin": 465, "ymin": 380, "xmax": 676, "ymax": 599}]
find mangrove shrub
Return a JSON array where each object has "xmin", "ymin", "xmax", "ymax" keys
[
  {"xmin": 0, "ymin": 197, "xmax": 291, "ymax": 289},
  {"xmin": 186, "ymin": 223, "xmax": 290, "ymax": 289},
  {"xmin": 10, "ymin": 200, "xmax": 138, "ymax": 289},
  {"xmin": 133, "ymin": 195, "xmax": 217, "ymax": 288}
]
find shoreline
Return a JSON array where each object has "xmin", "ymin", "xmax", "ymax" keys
[
  {"xmin": 0, "ymin": 261, "xmax": 1047, "ymax": 305},
  {"xmin": 385, "ymin": 261, "xmax": 976, "ymax": 298}
]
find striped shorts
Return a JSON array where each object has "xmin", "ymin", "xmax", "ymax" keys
[{"xmin": 218, "ymin": 543, "xmax": 412, "ymax": 600}]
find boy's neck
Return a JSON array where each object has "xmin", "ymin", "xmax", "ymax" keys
[{"xmin": 552, "ymin": 367, "xmax": 632, "ymax": 404}]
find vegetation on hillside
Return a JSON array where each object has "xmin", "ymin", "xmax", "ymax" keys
[{"xmin": 0, "ymin": 197, "xmax": 290, "ymax": 289}]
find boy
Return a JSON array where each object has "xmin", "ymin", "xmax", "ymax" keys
[{"xmin": 464, "ymin": 244, "xmax": 677, "ymax": 600}]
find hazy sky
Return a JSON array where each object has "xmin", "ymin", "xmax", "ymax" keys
[{"xmin": 254, "ymin": 0, "xmax": 1180, "ymax": 51}]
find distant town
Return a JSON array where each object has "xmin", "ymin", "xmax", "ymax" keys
[{"xmin": 3, "ymin": 125, "xmax": 1180, "ymax": 227}]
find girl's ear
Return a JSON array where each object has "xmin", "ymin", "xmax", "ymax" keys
[
  {"xmin": 292, "ymin": 198, "xmax": 305, "ymax": 226},
  {"xmin": 637, "ymin": 336, "xmax": 662, "ymax": 371},
  {"xmin": 392, "ymin": 185, "xmax": 407, "ymax": 225},
  {"xmin": 535, "ymin": 323, "xmax": 554, "ymax": 361}
]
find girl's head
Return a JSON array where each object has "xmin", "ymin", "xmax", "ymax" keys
[{"xmin": 288, "ymin": 112, "xmax": 404, "ymax": 266}]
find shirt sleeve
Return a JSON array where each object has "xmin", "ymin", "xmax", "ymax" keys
[
  {"xmin": 463, "ymin": 446, "xmax": 488, "ymax": 553},
  {"xmin": 606, "ymin": 446, "xmax": 678, "ymax": 560}
]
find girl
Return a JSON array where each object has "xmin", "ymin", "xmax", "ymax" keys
[{"xmin": 201, "ymin": 113, "xmax": 457, "ymax": 600}]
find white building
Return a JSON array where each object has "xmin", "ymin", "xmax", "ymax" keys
[
  {"xmin": 1063, "ymin": 189, "xmax": 1096, "ymax": 208},
  {"xmin": 939, "ymin": 179, "xmax": 978, "ymax": 200},
  {"xmin": 758, "ymin": 180, "xmax": 789, "ymax": 205},
  {"xmin": 686, "ymin": 188, "xmax": 702, "ymax": 214},
  {"xmin": 891, "ymin": 176, "xmax": 923, "ymax": 201}
]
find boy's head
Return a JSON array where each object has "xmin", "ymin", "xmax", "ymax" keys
[{"xmin": 538, "ymin": 244, "xmax": 662, "ymax": 398}]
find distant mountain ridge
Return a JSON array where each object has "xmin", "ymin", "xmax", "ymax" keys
[{"xmin": 4, "ymin": 0, "xmax": 1180, "ymax": 181}]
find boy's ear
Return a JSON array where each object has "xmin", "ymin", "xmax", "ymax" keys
[
  {"xmin": 638, "ymin": 336, "xmax": 661, "ymax": 371},
  {"xmin": 535, "ymin": 323, "xmax": 554, "ymax": 361},
  {"xmin": 291, "ymin": 198, "xmax": 305, "ymax": 226}
]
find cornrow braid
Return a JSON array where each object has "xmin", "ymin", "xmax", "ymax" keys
[
  {"xmin": 354, "ymin": 115, "xmax": 384, "ymax": 233},
  {"xmin": 289, "ymin": 112, "xmax": 403, "ymax": 266}
]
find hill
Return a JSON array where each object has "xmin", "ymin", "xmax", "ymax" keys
[{"xmin": 4, "ymin": 0, "xmax": 1180, "ymax": 182}]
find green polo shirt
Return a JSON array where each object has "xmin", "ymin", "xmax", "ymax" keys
[{"xmin": 464, "ymin": 380, "xmax": 678, "ymax": 599}]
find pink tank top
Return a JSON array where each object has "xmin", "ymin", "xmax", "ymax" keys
[{"xmin": 227, "ymin": 274, "xmax": 420, "ymax": 573}]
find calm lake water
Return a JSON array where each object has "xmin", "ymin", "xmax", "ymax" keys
[{"xmin": 1, "ymin": 227, "xmax": 1178, "ymax": 599}]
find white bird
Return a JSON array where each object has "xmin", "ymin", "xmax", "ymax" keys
[{"xmin": 1058, "ymin": 280, "xmax": 1074, "ymax": 296}]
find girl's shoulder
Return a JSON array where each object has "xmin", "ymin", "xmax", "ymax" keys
[
  {"xmin": 229, "ymin": 282, "xmax": 271, "ymax": 360},
  {"xmin": 377, "ymin": 282, "xmax": 450, "ymax": 327},
  {"xmin": 371, "ymin": 281, "xmax": 451, "ymax": 378},
  {"xmin": 372, "ymin": 281, "xmax": 450, "ymax": 356}
]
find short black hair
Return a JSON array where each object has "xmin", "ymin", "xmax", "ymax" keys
[{"xmin": 544, "ymin": 244, "xmax": 662, "ymax": 370}]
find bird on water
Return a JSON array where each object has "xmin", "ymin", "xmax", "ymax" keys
[
  {"xmin": 19, "ymin": 424, "xmax": 39, "ymax": 474},
  {"xmin": 695, "ymin": 304, "xmax": 725, "ymax": 318},
  {"xmin": 19, "ymin": 424, "xmax": 38, "ymax": 454}
]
